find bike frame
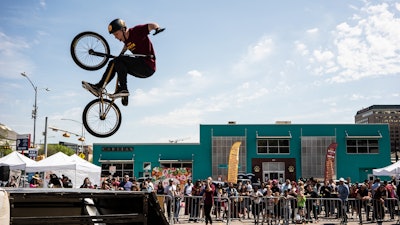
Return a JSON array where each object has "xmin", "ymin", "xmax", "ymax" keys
[{"xmin": 89, "ymin": 50, "xmax": 153, "ymax": 119}]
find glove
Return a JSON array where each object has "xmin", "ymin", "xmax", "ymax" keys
[{"xmin": 153, "ymin": 27, "xmax": 165, "ymax": 35}]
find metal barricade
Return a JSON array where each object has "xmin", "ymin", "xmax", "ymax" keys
[
  {"xmin": 346, "ymin": 197, "xmax": 399, "ymax": 223},
  {"xmin": 158, "ymin": 193, "xmax": 400, "ymax": 225}
]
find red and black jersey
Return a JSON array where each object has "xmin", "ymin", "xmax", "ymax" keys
[{"xmin": 124, "ymin": 24, "xmax": 156, "ymax": 71}]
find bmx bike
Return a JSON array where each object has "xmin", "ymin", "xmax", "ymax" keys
[{"xmin": 70, "ymin": 31, "xmax": 156, "ymax": 138}]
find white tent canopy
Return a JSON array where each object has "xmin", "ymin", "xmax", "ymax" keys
[
  {"xmin": 26, "ymin": 152, "xmax": 101, "ymax": 188},
  {"xmin": 372, "ymin": 161, "xmax": 400, "ymax": 176},
  {"xmin": 0, "ymin": 151, "xmax": 37, "ymax": 170}
]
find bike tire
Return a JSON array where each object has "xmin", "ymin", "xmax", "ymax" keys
[
  {"xmin": 82, "ymin": 98, "xmax": 122, "ymax": 138},
  {"xmin": 70, "ymin": 31, "xmax": 110, "ymax": 71}
]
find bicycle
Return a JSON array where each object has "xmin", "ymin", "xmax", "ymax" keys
[{"xmin": 70, "ymin": 29, "xmax": 163, "ymax": 138}]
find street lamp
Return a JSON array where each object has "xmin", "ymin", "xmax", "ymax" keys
[
  {"xmin": 21, "ymin": 72, "xmax": 49, "ymax": 148},
  {"xmin": 61, "ymin": 118, "xmax": 85, "ymax": 153},
  {"xmin": 48, "ymin": 123, "xmax": 85, "ymax": 155}
]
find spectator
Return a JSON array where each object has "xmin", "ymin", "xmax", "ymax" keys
[
  {"xmin": 80, "ymin": 177, "xmax": 94, "ymax": 189},
  {"xmin": 147, "ymin": 177, "xmax": 154, "ymax": 192},
  {"xmin": 251, "ymin": 185, "xmax": 263, "ymax": 224},
  {"xmin": 190, "ymin": 179, "xmax": 202, "ymax": 222},
  {"xmin": 101, "ymin": 180, "xmax": 111, "ymax": 190},
  {"xmin": 174, "ymin": 185, "xmax": 183, "ymax": 223},
  {"xmin": 183, "ymin": 179, "xmax": 193, "ymax": 215},
  {"xmin": 111, "ymin": 177, "xmax": 120, "ymax": 190},
  {"xmin": 202, "ymin": 177, "xmax": 215, "ymax": 225},
  {"xmin": 357, "ymin": 183, "xmax": 372, "ymax": 223},
  {"xmin": 305, "ymin": 184, "xmax": 319, "ymax": 222},
  {"xmin": 385, "ymin": 181, "xmax": 396, "ymax": 220},
  {"xmin": 164, "ymin": 178, "xmax": 177, "ymax": 220},
  {"xmin": 281, "ymin": 179, "xmax": 292, "ymax": 194},
  {"xmin": 61, "ymin": 175, "xmax": 73, "ymax": 188},
  {"xmin": 296, "ymin": 191, "xmax": 306, "ymax": 223},
  {"xmin": 226, "ymin": 182, "xmax": 239, "ymax": 218},
  {"xmin": 118, "ymin": 175, "xmax": 133, "ymax": 191},
  {"xmin": 156, "ymin": 182, "xmax": 165, "ymax": 213},
  {"xmin": 373, "ymin": 184, "xmax": 387, "ymax": 221},
  {"xmin": 337, "ymin": 178, "xmax": 349, "ymax": 222},
  {"xmin": 320, "ymin": 180, "xmax": 333, "ymax": 217},
  {"xmin": 29, "ymin": 173, "xmax": 42, "ymax": 188}
]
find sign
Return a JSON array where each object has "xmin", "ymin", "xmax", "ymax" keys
[
  {"xmin": 16, "ymin": 134, "xmax": 30, "ymax": 151},
  {"xmin": 324, "ymin": 142, "xmax": 338, "ymax": 182},
  {"xmin": 79, "ymin": 153, "xmax": 85, "ymax": 159},
  {"xmin": 109, "ymin": 166, "xmax": 116, "ymax": 175},
  {"xmin": 227, "ymin": 141, "xmax": 241, "ymax": 184},
  {"xmin": 28, "ymin": 149, "xmax": 38, "ymax": 158}
]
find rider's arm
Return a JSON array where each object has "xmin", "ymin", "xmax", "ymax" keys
[
  {"xmin": 119, "ymin": 46, "xmax": 128, "ymax": 56},
  {"xmin": 147, "ymin": 23, "xmax": 160, "ymax": 32}
]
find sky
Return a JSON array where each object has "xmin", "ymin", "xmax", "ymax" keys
[{"xmin": 0, "ymin": 0, "xmax": 399, "ymax": 146}]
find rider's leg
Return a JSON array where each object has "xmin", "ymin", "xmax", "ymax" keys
[
  {"xmin": 111, "ymin": 56, "xmax": 154, "ymax": 97},
  {"xmin": 82, "ymin": 61, "xmax": 116, "ymax": 97},
  {"xmin": 97, "ymin": 60, "xmax": 117, "ymax": 88}
]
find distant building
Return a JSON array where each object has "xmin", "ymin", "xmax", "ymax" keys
[
  {"xmin": 355, "ymin": 105, "xmax": 400, "ymax": 154},
  {"xmin": 93, "ymin": 123, "xmax": 391, "ymax": 183}
]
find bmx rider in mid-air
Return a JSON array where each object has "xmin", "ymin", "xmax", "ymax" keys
[{"xmin": 82, "ymin": 18, "xmax": 165, "ymax": 106}]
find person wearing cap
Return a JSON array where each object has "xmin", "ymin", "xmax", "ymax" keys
[
  {"xmin": 337, "ymin": 178, "xmax": 349, "ymax": 222},
  {"xmin": 29, "ymin": 173, "xmax": 42, "ymax": 188},
  {"xmin": 164, "ymin": 178, "xmax": 177, "ymax": 219}
]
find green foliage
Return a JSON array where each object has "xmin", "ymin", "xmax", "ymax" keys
[{"xmin": 38, "ymin": 144, "xmax": 75, "ymax": 156}]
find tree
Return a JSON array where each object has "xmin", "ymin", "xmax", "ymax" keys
[
  {"xmin": 38, "ymin": 144, "xmax": 75, "ymax": 157},
  {"xmin": 0, "ymin": 143, "xmax": 13, "ymax": 157}
]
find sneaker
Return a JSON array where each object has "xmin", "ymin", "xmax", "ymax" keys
[
  {"xmin": 82, "ymin": 81, "xmax": 101, "ymax": 97},
  {"xmin": 121, "ymin": 96, "xmax": 129, "ymax": 106},
  {"xmin": 110, "ymin": 89, "xmax": 129, "ymax": 98}
]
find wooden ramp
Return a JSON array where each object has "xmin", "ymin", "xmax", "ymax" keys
[{"xmin": 6, "ymin": 188, "xmax": 168, "ymax": 225}]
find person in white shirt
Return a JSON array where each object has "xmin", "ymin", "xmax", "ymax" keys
[
  {"xmin": 183, "ymin": 179, "xmax": 194, "ymax": 215},
  {"xmin": 164, "ymin": 178, "xmax": 177, "ymax": 219},
  {"xmin": 251, "ymin": 185, "xmax": 264, "ymax": 224}
]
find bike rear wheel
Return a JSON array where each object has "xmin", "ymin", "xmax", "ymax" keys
[
  {"xmin": 71, "ymin": 31, "xmax": 110, "ymax": 71},
  {"xmin": 82, "ymin": 98, "xmax": 121, "ymax": 138}
]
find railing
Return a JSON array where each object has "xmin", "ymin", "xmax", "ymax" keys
[{"xmin": 157, "ymin": 194, "xmax": 400, "ymax": 225}]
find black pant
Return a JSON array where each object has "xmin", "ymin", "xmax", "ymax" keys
[
  {"xmin": 204, "ymin": 204, "xmax": 213, "ymax": 224},
  {"xmin": 98, "ymin": 56, "xmax": 154, "ymax": 89}
]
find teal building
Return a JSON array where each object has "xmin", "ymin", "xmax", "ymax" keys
[{"xmin": 92, "ymin": 123, "xmax": 390, "ymax": 183}]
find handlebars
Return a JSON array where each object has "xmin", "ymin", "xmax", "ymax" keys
[
  {"xmin": 153, "ymin": 27, "xmax": 165, "ymax": 36},
  {"xmin": 88, "ymin": 49, "xmax": 155, "ymax": 59}
]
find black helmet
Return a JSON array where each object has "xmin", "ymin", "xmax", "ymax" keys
[{"xmin": 108, "ymin": 18, "xmax": 126, "ymax": 34}]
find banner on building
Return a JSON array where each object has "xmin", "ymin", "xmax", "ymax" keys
[
  {"xmin": 227, "ymin": 141, "xmax": 242, "ymax": 184},
  {"xmin": 324, "ymin": 142, "xmax": 338, "ymax": 182}
]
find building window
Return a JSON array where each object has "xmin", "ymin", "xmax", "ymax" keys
[
  {"xmin": 346, "ymin": 139, "xmax": 379, "ymax": 154},
  {"xmin": 101, "ymin": 162, "xmax": 134, "ymax": 178},
  {"xmin": 160, "ymin": 162, "xmax": 192, "ymax": 168},
  {"xmin": 301, "ymin": 136, "xmax": 336, "ymax": 179},
  {"xmin": 212, "ymin": 136, "xmax": 247, "ymax": 179},
  {"xmin": 257, "ymin": 139, "xmax": 290, "ymax": 154}
]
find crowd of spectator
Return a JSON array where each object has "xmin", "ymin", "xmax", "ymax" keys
[{"xmin": 95, "ymin": 175, "xmax": 400, "ymax": 224}]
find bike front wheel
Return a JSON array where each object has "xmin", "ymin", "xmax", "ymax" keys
[
  {"xmin": 71, "ymin": 31, "xmax": 110, "ymax": 71},
  {"xmin": 82, "ymin": 99, "xmax": 122, "ymax": 138}
]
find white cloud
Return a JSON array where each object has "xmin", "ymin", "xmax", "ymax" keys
[
  {"xmin": 306, "ymin": 2, "xmax": 400, "ymax": 83},
  {"xmin": 295, "ymin": 41, "xmax": 309, "ymax": 56},
  {"xmin": 0, "ymin": 32, "xmax": 34, "ymax": 79},
  {"xmin": 233, "ymin": 36, "xmax": 274, "ymax": 73},
  {"xmin": 307, "ymin": 28, "xmax": 319, "ymax": 34}
]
